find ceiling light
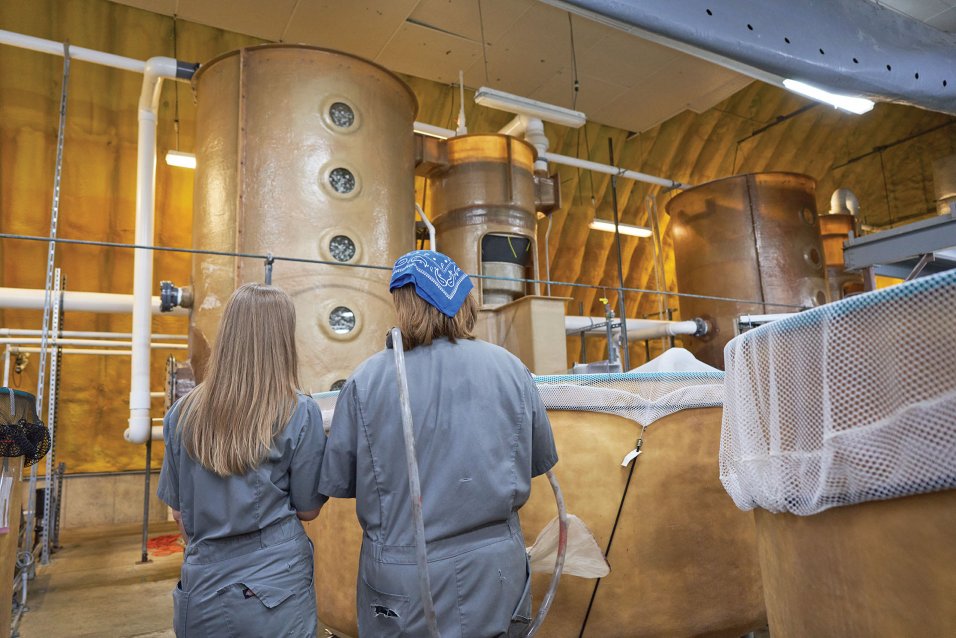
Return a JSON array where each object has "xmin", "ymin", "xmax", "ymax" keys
[
  {"xmin": 474, "ymin": 87, "xmax": 586, "ymax": 128},
  {"xmin": 782, "ymin": 79, "xmax": 874, "ymax": 114},
  {"xmin": 589, "ymin": 219, "xmax": 652, "ymax": 237},
  {"xmin": 165, "ymin": 150, "xmax": 196, "ymax": 169}
]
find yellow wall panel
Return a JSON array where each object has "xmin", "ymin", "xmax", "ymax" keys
[{"xmin": 1, "ymin": 0, "xmax": 953, "ymax": 471}]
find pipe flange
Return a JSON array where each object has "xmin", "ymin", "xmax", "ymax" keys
[{"xmin": 692, "ymin": 317, "xmax": 710, "ymax": 338}]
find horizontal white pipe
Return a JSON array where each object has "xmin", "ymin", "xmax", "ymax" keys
[
  {"xmin": 150, "ymin": 392, "xmax": 165, "ymax": 399},
  {"xmin": 0, "ymin": 28, "xmax": 146, "ymax": 73},
  {"xmin": 0, "ymin": 337, "xmax": 186, "ymax": 349},
  {"xmin": 13, "ymin": 347, "xmax": 136, "ymax": 356},
  {"xmin": 0, "ymin": 329, "xmax": 186, "ymax": 339},
  {"xmin": 151, "ymin": 425, "xmax": 163, "ymax": 441},
  {"xmin": 0, "ymin": 288, "xmax": 187, "ymax": 315},
  {"xmin": 413, "ymin": 121, "xmax": 457, "ymax": 139},
  {"xmin": 540, "ymin": 152, "xmax": 689, "ymax": 190},
  {"xmin": 0, "ymin": 328, "xmax": 189, "ymax": 341},
  {"xmin": 737, "ymin": 313, "xmax": 799, "ymax": 324},
  {"xmin": 565, "ymin": 316, "xmax": 699, "ymax": 341}
]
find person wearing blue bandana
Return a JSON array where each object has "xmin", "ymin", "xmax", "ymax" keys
[{"xmin": 319, "ymin": 250, "xmax": 558, "ymax": 637}]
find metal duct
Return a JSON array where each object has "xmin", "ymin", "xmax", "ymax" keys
[{"xmin": 544, "ymin": 0, "xmax": 956, "ymax": 115}]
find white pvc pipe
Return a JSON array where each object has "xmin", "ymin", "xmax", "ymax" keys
[
  {"xmin": 0, "ymin": 329, "xmax": 186, "ymax": 339},
  {"xmin": 413, "ymin": 121, "xmax": 457, "ymax": 139},
  {"xmin": 737, "ymin": 313, "xmax": 798, "ymax": 324},
  {"xmin": 0, "ymin": 288, "xmax": 187, "ymax": 315},
  {"xmin": 2, "ymin": 345, "xmax": 9, "ymax": 387},
  {"xmin": 541, "ymin": 151, "xmax": 690, "ymax": 190},
  {"xmin": 0, "ymin": 338, "xmax": 186, "ymax": 349},
  {"xmin": 0, "ymin": 29, "xmax": 146, "ymax": 74},
  {"xmin": 128, "ymin": 57, "xmax": 180, "ymax": 445},
  {"xmin": 14, "ymin": 347, "xmax": 137, "ymax": 356},
  {"xmin": 414, "ymin": 203, "xmax": 436, "ymax": 250},
  {"xmin": 565, "ymin": 316, "xmax": 699, "ymax": 341}
]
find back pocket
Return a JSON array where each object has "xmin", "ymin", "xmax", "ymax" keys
[
  {"xmin": 216, "ymin": 582, "xmax": 302, "ymax": 637},
  {"xmin": 172, "ymin": 581, "xmax": 189, "ymax": 637}
]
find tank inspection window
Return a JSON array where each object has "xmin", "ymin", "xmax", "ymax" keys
[
  {"xmin": 329, "ymin": 306, "xmax": 356, "ymax": 334},
  {"xmin": 330, "ymin": 379, "xmax": 346, "ymax": 391},
  {"xmin": 329, "ymin": 235, "xmax": 356, "ymax": 262},
  {"xmin": 328, "ymin": 167, "xmax": 356, "ymax": 194},
  {"xmin": 328, "ymin": 102, "xmax": 355, "ymax": 129}
]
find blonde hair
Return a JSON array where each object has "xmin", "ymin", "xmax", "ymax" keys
[
  {"xmin": 392, "ymin": 284, "xmax": 478, "ymax": 350},
  {"xmin": 178, "ymin": 283, "xmax": 299, "ymax": 476}
]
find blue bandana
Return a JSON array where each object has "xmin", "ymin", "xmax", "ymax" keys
[{"xmin": 389, "ymin": 250, "xmax": 474, "ymax": 317}]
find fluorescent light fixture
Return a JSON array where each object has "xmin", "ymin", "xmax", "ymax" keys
[
  {"xmin": 474, "ymin": 87, "xmax": 586, "ymax": 128},
  {"xmin": 165, "ymin": 150, "xmax": 196, "ymax": 169},
  {"xmin": 589, "ymin": 219, "xmax": 652, "ymax": 237},
  {"xmin": 782, "ymin": 79, "xmax": 874, "ymax": 115}
]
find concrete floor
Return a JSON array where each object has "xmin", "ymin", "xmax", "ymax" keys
[{"xmin": 18, "ymin": 522, "xmax": 183, "ymax": 638}]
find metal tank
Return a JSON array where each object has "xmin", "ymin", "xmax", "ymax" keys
[
  {"xmin": 190, "ymin": 44, "xmax": 417, "ymax": 391},
  {"xmin": 423, "ymin": 134, "xmax": 540, "ymax": 307},
  {"xmin": 665, "ymin": 173, "xmax": 828, "ymax": 368}
]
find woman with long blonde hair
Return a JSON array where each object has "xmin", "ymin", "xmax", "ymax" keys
[
  {"xmin": 158, "ymin": 283, "xmax": 326, "ymax": 637},
  {"xmin": 320, "ymin": 250, "xmax": 558, "ymax": 637}
]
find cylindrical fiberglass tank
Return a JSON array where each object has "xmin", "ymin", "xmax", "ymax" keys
[
  {"xmin": 665, "ymin": 173, "xmax": 828, "ymax": 368},
  {"xmin": 426, "ymin": 134, "xmax": 540, "ymax": 307},
  {"xmin": 190, "ymin": 44, "xmax": 417, "ymax": 391}
]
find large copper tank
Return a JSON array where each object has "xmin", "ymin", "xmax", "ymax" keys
[
  {"xmin": 307, "ymin": 405, "xmax": 766, "ymax": 637},
  {"xmin": 190, "ymin": 45, "xmax": 417, "ymax": 391},
  {"xmin": 665, "ymin": 173, "xmax": 828, "ymax": 368},
  {"xmin": 424, "ymin": 134, "xmax": 540, "ymax": 306}
]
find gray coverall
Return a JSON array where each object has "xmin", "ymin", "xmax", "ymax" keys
[
  {"xmin": 157, "ymin": 393, "xmax": 327, "ymax": 637},
  {"xmin": 319, "ymin": 338, "xmax": 558, "ymax": 637}
]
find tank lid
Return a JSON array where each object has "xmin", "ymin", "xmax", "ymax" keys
[
  {"xmin": 193, "ymin": 43, "xmax": 418, "ymax": 118},
  {"xmin": 664, "ymin": 172, "xmax": 817, "ymax": 216}
]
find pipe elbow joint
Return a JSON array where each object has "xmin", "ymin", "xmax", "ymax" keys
[{"xmin": 126, "ymin": 412, "xmax": 152, "ymax": 444}]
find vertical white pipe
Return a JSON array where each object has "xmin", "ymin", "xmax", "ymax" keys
[
  {"xmin": 2, "ymin": 345, "xmax": 9, "ymax": 387},
  {"xmin": 126, "ymin": 57, "xmax": 179, "ymax": 445}
]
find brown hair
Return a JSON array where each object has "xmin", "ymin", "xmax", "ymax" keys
[
  {"xmin": 392, "ymin": 284, "xmax": 478, "ymax": 350},
  {"xmin": 177, "ymin": 283, "xmax": 300, "ymax": 476}
]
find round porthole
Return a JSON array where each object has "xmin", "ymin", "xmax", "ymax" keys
[
  {"xmin": 328, "ymin": 102, "xmax": 355, "ymax": 129},
  {"xmin": 329, "ymin": 306, "xmax": 356, "ymax": 334},
  {"xmin": 330, "ymin": 379, "xmax": 346, "ymax": 391},
  {"xmin": 805, "ymin": 246, "xmax": 822, "ymax": 269},
  {"xmin": 800, "ymin": 207, "xmax": 816, "ymax": 226},
  {"xmin": 329, "ymin": 168, "xmax": 356, "ymax": 195},
  {"xmin": 329, "ymin": 235, "xmax": 356, "ymax": 263},
  {"xmin": 814, "ymin": 290, "xmax": 828, "ymax": 306},
  {"xmin": 320, "ymin": 96, "xmax": 362, "ymax": 134}
]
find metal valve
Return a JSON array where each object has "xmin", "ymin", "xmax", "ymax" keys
[{"xmin": 159, "ymin": 281, "xmax": 193, "ymax": 312}]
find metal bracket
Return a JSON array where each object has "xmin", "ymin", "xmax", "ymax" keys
[{"xmin": 264, "ymin": 252, "xmax": 275, "ymax": 285}]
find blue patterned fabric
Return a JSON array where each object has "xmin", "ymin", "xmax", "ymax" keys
[{"xmin": 389, "ymin": 250, "xmax": 474, "ymax": 317}]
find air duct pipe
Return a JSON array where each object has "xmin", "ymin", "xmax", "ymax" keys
[{"xmin": 565, "ymin": 315, "xmax": 706, "ymax": 341}]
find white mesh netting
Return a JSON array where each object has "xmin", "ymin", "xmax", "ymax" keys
[
  {"xmin": 314, "ymin": 347, "xmax": 725, "ymax": 453},
  {"xmin": 534, "ymin": 348, "xmax": 723, "ymax": 429},
  {"xmin": 720, "ymin": 269, "xmax": 956, "ymax": 516}
]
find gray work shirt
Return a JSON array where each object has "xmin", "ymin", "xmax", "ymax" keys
[
  {"xmin": 157, "ymin": 393, "xmax": 328, "ymax": 545},
  {"xmin": 319, "ymin": 337, "xmax": 558, "ymax": 636}
]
